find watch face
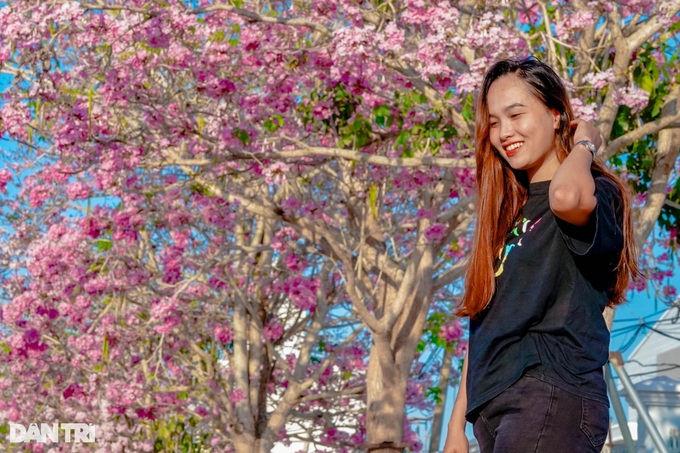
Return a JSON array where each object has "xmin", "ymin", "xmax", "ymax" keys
[{"xmin": 577, "ymin": 140, "xmax": 596, "ymax": 156}]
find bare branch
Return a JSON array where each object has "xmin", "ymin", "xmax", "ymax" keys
[
  {"xmin": 81, "ymin": 2, "xmax": 154, "ymax": 14},
  {"xmin": 270, "ymin": 146, "xmax": 475, "ymax": 168},
  {"xmin": 627, "ymin": 4, "xmax": 680, "ymax": 51},
  {"xmin": 602, "ymin": 111, "xmax": 680, "ymax": 160},
  {"xmin": 195, "ymin": 4, "xmax": 331, "ymax": 37}
]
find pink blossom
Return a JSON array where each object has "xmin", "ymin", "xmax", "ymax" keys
[
  {"xmin": 331, "ymin": 26, "xmax": 376, "ymax": 61},
  {"xmin": 0, "ymin": 169, "xmax": 12, "ymax": 192},
  {"xmin": 614, "ymin": 86, "xmax": 650, "ymax": 114},
  {"xmin": 264, "ymin": 320, "xmax": 284, "ymax": 341},
  {"xmin": 204, "ymin": 78, "xmax": 237, "ymax": 99},
  {"xmin": 662, "ymin": 285, "xmax": 677, "ymax": 299},
  {"xmin": 456, "ymin": 57, "xmax": 489, "ymax": 93},
  {"xmin": 63, "ymin": 383, "xmax": 84, "ymax": 400},
  {"xmin": 151, "ymin": 297, "xmax": 179, "ymax": 320},
  {"xmin": 570, "ymin": 98, "xmax": 599, "ymax": 122},
  {"xmin": 214, "ymin": 324, "xmax": 234, "ymax": 343},
  {"xmin": 517, "ymin": 1, "xmax": 540, "ymax": 24},
  {"xmin": 454, "ymin": 339, "xmax": 468, "ymax": 358},
  {"xmin": 66, "ymin": 181, "xmax": 90, "ymax": 200},
  {"xmin": 27, "ymin": 185, "xmax": 52, "ymax": 208},
  {"xmin": 455, "ymin": 71, "xmax": 483, "ymax": 93},
  {"xmin": 583, "ymin": 69, "xmax": 615, "ymax": 90},
  {"xmin": 284, "ymin": 253, "xmax": 304, "ymax": 271},
  {"xmin": 263, "ymin": 162, "xmax": 292, "ymax": 185},
  {"xmin": 424, "ymin": 223, "xmax": 448, "ymax": 243},
  {"xmin": 555, "ymin": 10, "xmax": 595, "ymax": 39},
  {"xmin": 281, "ymin": 196, "xmax": 302, "ymax": 216},
  {"xmin": 154, "ymin": 316, "xmax": 181, "ymax": 334},
  {"xmin": 311, "ymin": 100, "xmax": 334, "ymax": 120},
  {"xmin": 283, "ymin": 276, "xmax": 318, "ymax": 311},
  {"xmin": 439, "ymin": 321, "xmax": 463, "ymax": 343},
  {"xmin": 0, "ymin": 103, "xmax": 32, "ymax": 141},
  {"xmin": 230, "ymin": 389, "xmax": 246, "ymax": 404},
  {"xmin": 23, "ymin": 328, "xmax": 47, "ymax": 352},
  {"xmin": 378, "ymin": 22, "xmax": 405, "ymax": 53},
  {"xmin": 136, "ymin": 407, "xmax": 156, "ymax": 420},
  {"xmin": 0, "ymin": 44, "xmax": 10, "ymax": 63},
  {"xmin": 619, "ymin": 0, "xmax": 655, "ymax": 16}
]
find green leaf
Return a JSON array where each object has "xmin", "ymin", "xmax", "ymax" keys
[
  {"xmin": 395, "ymin": 130, "xmax": 409, "ymax": 147},
  {"xmin": 369, "ymin": 185, "xmax": 379, "ymax": 220},
  {"xmin": 232, "ymin": 128, "xmax": 250, "ymax": 145},
  {"xmin": 94, "ymin": 239, "xmax": 112, "ymax": 251},
  {"xmin": 461, "ymin": 93, "xmax": 474, "ymax": 121},
  {"xmin": 461, "ymin": 104, "xmax": 473, "ymax": 122},
  {"xmin": 210, "ymin": 30, "xmax": 226, "ymax": 43},
  {"xmin": 355, "ymin": 130, "xmax": 369, "ymax": 148},
  {"xmin": 426, "ymin": 386, "xmax": 443, "ymax": 404},
  {"xmin": 639, "ymin": 74, "xmax": 654, "ymax": 94},
  {"xmin": 401, "ymin": 147, "xmax": 414, "ymax": 158},
  {"xmin": 263, "ymin": 119, "xmax": 276, "ymax": 132},
  {"xmin": 102, "ymin": 334, "xmax": 109, "ymax": 364},
  {"xmin": 373, "ymin": 105, "xmax": 391, "ymax": 128}
]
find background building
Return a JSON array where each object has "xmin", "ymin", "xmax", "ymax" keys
[{"xmin": 607, "ymin": 304, "xmax": 680, "ymax": 453}]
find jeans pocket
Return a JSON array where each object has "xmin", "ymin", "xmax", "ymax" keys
[
  {"xmin": 580, "ymin": 398, "xmax": 609, "ymax": 447},
  {"xmin": 474, "ymin": 409, "xmax": 495, "ymax": 439}
]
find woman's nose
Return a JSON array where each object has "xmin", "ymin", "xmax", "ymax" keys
[{"xmin": 499, "ymin": 121, "xmax": 513, "ymax": 140}]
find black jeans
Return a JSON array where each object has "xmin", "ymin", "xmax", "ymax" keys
[{"xmin": 471, "ymin": 374, "xmax": 609, "ymax": 453}]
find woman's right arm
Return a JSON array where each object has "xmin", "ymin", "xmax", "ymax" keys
[{"xmin": 442, "ymin": 351, "xmax": 469, "ymax": 453}]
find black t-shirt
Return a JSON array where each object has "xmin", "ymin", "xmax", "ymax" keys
[{"xmin": 465, "ymin": 176, "xmax": 623, "ymax": 419}]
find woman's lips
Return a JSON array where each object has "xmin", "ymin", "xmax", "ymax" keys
[{"xmin": 504, "ymin": 142, "xmax": 523, "ymax": 157}]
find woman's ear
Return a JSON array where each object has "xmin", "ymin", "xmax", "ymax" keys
[{"xmin": 552, "ymin": 110, "xmax": 561, "ymax": 130}]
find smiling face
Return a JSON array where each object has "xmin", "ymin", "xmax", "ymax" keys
[{"xmin": 487, "ymin": 74, "xmax": 561, "ymax": 182}]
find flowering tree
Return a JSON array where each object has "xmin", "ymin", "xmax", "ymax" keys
[{"xmin": 0, "ymin": 1, "xmax": 678, "ymax": 452}]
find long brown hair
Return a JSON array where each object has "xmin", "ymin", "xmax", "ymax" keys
[{"xmin": 456, "ymin": 58, "xmax": 641, "ymax": 319}]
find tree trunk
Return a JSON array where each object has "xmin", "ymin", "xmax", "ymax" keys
[
  {"xmin": 365, "ymin": 335, "xmax": 409, "ymax": 453},
  {"xmin": 429, "ymin": 347, "xmax": 454, "ymax": 452},
  {"xmin": 365, "ymin": 244, "xmax": 435, "ymax": 453},
  {"xmin": 232, "ymin": 433, "xmax": 257, "ymax": 453},
  {"xmin": 634, "ymin": 85, "xmax": 680, "ymax": 247}
]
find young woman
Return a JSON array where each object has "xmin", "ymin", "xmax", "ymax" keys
[{"xmin": 443, "ymin": 58, "xmax": 640, "ymax": 452}]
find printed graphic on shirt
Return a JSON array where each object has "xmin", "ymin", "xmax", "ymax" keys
[{"xmin": 495, "ymin": 216, "xmax": 543, "ymax": 277}]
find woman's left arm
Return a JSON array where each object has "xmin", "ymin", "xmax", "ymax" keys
[{"xmin": 549, "ymin": 119, "xmax": 601, "ymax": 226}]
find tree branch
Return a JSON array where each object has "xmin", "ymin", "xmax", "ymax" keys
[
  {"xmin": 270, "ymin": 146, "xmax": 475, "ymax": 168},
  {"xmin": 194, "ymin": 4, "xmax": 331, "ymax": 37},
  {"xmin": 627, "ymin": 4, "xmax": 680, "ymax": 50},
  {"xmin": 602, "ymin": 111, "xmax": 680, "ymax": 160}
]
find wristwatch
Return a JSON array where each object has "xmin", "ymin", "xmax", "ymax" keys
[{"xmin": 574, "ymin": 139, "xmax": 597, "ymax": 158}]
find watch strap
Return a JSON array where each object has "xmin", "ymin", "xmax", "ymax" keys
[{"xmin": 574, "ymin": 139, "xmax": 597, "ymax": 158}]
